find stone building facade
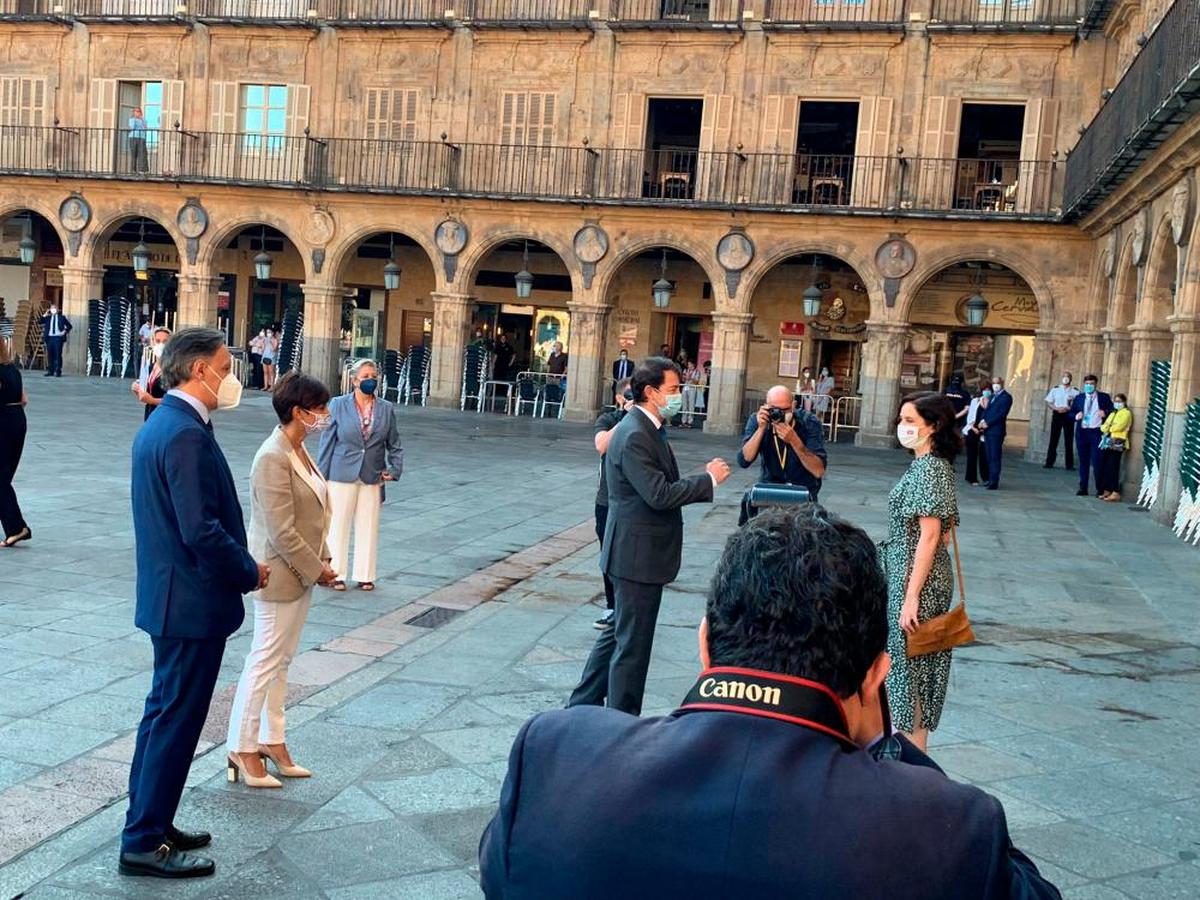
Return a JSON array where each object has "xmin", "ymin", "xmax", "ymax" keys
[{"xmin": 1, "ymin": 0, "xmax": 1198, "ymax": 529}]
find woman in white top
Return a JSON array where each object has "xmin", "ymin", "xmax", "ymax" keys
[
  {"xmin": 226, "ymin": 372, "xmax": 336, "ymax": 788},
  {"xmin": 261, "ymin": 327, "xmax": 279, "ymax": 391},
  {"xmin": 813, "ymin": 368, "xmax": 836, "ymax": 417},
  {"xmin": 680, "ymin": 360, "xmax": 700, "ymax": 427}
]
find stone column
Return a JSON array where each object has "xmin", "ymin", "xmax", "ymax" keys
[
  {"xmin": 857, "ymin": 320, "xmax": 910, "ymax": 449},
  {"xmin": 176, "ymin": 271, "xmax": 223, "ymax": 331},
  {"xmin": 428, "ymin": 291, "xmax": 473, "ymax": 409},
  {"xmin": 1125, "ymin": 323, "xmax": 1174, "ymax": 494},
  {"xmin": 564, "ymin": 303, "xmax": 612, "ymax": 423},
  {"xmin": 1155, "ymin": 315, "xmax": 1200, "ymax": 526},
  {"xmin": 59, "ymin": 265, "xmax": 104, "ymax": 376},
  {"xmin": 1101, "ymin": 327, "xmax": 1134, "ymax": 387},
  {"xmin": 705, "ymin": 312, "xmax": 753, "ymax": 436},
  {"xmin": 300, "ymin": 283, "xmax": 346, "ymax": 393},
  {"xmin": 1027, "ymin": 329, "xmax": 1091, "ymax": 463}
]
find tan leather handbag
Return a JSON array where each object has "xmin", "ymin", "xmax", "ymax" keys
[{"xmin": 905, "ymin": 524, "xmax": 976, "ymax": 658}]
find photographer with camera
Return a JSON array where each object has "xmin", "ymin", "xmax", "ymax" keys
[
  {"xmin": 590, "ymin": 378, "xmax": 634, "ymax": 631},
  {"xmin": 737, "ymin": 385, "xmax": 827, "ymax": 525}
]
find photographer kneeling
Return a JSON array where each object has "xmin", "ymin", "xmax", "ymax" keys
[
  {"xmin": 480, "ymin": 507, "xmax": 1060, "ymax": 899},
  {"xmin": 737, "ymin": 384, "xmax": 827, "ymax": 524}
]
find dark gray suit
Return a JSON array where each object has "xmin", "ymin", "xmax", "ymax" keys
[{"xmin": 569, "ymin": 407, "xmax": 713, "ymax": 715}]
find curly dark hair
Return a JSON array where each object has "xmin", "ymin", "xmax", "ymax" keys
[
  {"xmin": 630, "ymin": 356, "xmax": 681, "ymax": 403},
  {"xmin": 706, "ymin": 506, "xmax": 888, "ymax": 699},
  {"xmin": 897, "ymin": 391, "xmax": 962, "ymax": 463},
  {"xmin": 271, "ymin": 371, "xmax": 331, "ymax": 424}
]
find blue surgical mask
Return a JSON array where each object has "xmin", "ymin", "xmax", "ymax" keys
[
  {"xmin": 1114, "ymin": 401, "xmax": 1125, "ymax": 410},
  {"xmin": 358, "ymin": 378, "xmax": 378, "ymax": 395},
  {"xmin": 982, "ymin": 389, "xmax": 993, "ymax": 399},
  {"xmin": 659, "ymin": 393, "xmax": 684, "ymax": 418},
  {"xmin": 1083, "ymin": 384, "xmax": 1096, "ymax": 394}
]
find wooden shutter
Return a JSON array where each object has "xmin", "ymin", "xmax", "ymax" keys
[
  {"xmin": 1017, "ymin": 98, "xmax": 1059, "ymax": 213},
  {"xmin": 0, "ymin": 77, "xmax": 47, "ymax": 126},
  {"xmin": 529, "ymin": 92, "xmax": 556, "ymax": 147},
  {"xmin": 89, "ymin": 78, "xmax": 118, "ymax": 172},
  {"xmin": 159, "ymin": 80, "xmax": 185, "ymax": 175},
  {"xmin": 500, "ymin": 90, "xmax": 523, "ymax": 145},
  {"xmin": 161, "ymin": 80, "xmax": 184, "ymax": 129},
  {"xmin": 918, "ymin": 96, "xmax": 961, "ymax": 208},
  {"xmin": 284, "ymin": 84, "xmax": 310, "ymax": 136},
  {"xmin": 209, "ymin": 81, "xmax": 238, "ymax": 133},
  {"xmin": 697, "ymin": 94, "xmax": 733, "ymax": 201},
  {"xmin": 852, "ymin": 96, "xmax": 893, "ymax": 207},
  {"xmin": 365, "ymin": 88, "xmax": 418, "ymax": 141},
  {"xmin": 760, "ymin": 95, "xmax": 798, "ymax": 152}
]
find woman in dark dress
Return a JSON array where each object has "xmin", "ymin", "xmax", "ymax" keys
[
  {"xmin": 131, "ymin": 327, "xmax": 170, "ymax": 420},
  {"xmin": 0, "ymin": 336, "xmax": 30, "ymax": 547}
]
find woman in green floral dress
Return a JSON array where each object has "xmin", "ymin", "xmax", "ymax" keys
[{"xmin": 880, "ymin": 391, "xmax": 962, "ymax": 751}]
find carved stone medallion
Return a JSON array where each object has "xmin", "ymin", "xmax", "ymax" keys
[
  {"xmin": 573, "ymin": 224, "xmax": 609, "ymax": 265},
  {"xmin": 176, "ymin": 199, "xmax": 208, "ymax": 240},
  {"xmin": 1131, "ymin": 208, "xmax": 1149, "ymax": 266},
  {"xmin": 716, "ymin": 231, "xmax": 754, "ymax": 272},
  {"xmin": 303, "ymin": 208, "xmax": 335, "ymax": 247},
  {"xmin": 1171, "ymin": 175, "xmax": 1193, "ymax": 247},
  {"xmin": 1102, "ymin": 229, "xmax": 1118, "ymax": 279},
  {"xmin": 875, "ymin": 237, "xmax": 915, "ymax": 280},
  {"xmin": 59, "ymin": 194, "xmax": 91, "ymax": 233},
  {"xmin": 435, "ymin": 218, "xmax": 469, "ymax": 256}
]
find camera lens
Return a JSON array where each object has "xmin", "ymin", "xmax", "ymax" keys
[{"xmin": 623, "ymin": 389, "xmax": 634, "ymax": 401}]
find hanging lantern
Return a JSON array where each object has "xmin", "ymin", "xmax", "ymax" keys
[
  {"xmin": 383, "ymin": 233, "xmax": 401, "ymax": 290},
  {"xmin": 802, "ymin": 254, "xmax": 822, "ymax": 317},
  {"xmin": 652, "ymin": 249, "xmax": 673, "ymax": 308},
  {"xmin": 18, "ymin": 234, "xmax": 35, "ymax": 265},
  {"xmin": 132, "ymin": 241, "xmax": 150, "ymax": 274},
  {"xmin": 965, "ymin": 292, "xmax": 989, "ymax": 327},
  {"xmin": 515, "ymin": 240, "xmax": 533, "ymax": 299},
  {"xmin": 254, "ymin": 225, "xmax": 272, "ymax": 281}
]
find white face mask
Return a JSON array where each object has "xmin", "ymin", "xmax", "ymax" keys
[
  {"xmin": 1062, "ymin": 377, "xmax": 1071, "ymax": 386},
  {"xmin": 992, "ymin": 383, "xmax": 1002, "ymax": 393},
  {"xmin": 151, "ymin": 343, "xmax": 166, "ymax": 359},
  {"xmin": 896, "ymin": 424, "xmax": 926, "ymax": 450},
  {"xmin": 300, "ymin": 410, "xmax": 332, "ymax": 434},
  {"xmin": 49, "ymin": 307, "xmax": 58, "ymax": 315},
  {"xmin": 201, "ymin": 364, "xmax": 242, "ymax": 410}
]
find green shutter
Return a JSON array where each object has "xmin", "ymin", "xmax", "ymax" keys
[
  {"xmin": 1172, "ymin": 397, "xmax": 1200, "ymax": 543},
  {"xmin": 1137, "ymin": 359, "xmax": 1172, "ymax": 508}
]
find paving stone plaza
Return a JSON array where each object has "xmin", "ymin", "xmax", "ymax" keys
[{"xmin": 0, "ymin": 376, "xmax": 1198, "ymax": 899}]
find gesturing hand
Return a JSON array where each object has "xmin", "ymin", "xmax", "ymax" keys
[
  {"xmin": 706, "ymin": 458, "xmax": 731, "ymax": 484},
  {"xmin": 256, "ymin": 563, "xmax": 271, "ymax": 590},
  {"xmin": 316, "ymin": 563, "xmax": 337, "ymax": 586}
]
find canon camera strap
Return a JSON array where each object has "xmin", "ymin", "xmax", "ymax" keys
[{"xmin": 677, "ymin": 667, "xmax": 856, "ymax": 750}]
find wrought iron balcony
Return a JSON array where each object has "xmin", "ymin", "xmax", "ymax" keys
[
  {"xmin": 762, "ymin": 0, "xmax": 906, "ymax": 28},
  {"xmin": 928, "ymin": 0, "xmax": 1085, "ymax": 29},
  {"xmin": 608, "ymin": 0, "xmax": 743, "ymax": 25},
  {"xmin": 1065, "ymin": 0, "xmax": 1200, "ymax": 217},
  {"xmin": 0, "ymin": 0, "xmax": 592, "ymax": 19},
  {"xmin": 0, "ymin": 125, "xmax": 1059, "ymax": 217}
]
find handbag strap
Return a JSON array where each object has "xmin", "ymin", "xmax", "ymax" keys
[{"xmin": 949, "ymin": 522, "xmax": 966, "ymax": 606}]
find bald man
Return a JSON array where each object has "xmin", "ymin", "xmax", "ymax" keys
[{"xmin": 737, "ymin": 385, "xmax": 827, "ymax": 524}]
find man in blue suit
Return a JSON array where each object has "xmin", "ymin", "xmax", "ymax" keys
[
  {"xmin": 480, "ymin": 508, "xmax": 1060, "ymax": 900},
  {"xmin": 1070, "ymin": 373, "xmax": 1114, "ymax": 496},
  {"xmin": 39, "ymin": 303, "xmax": 72, "ymax": 377},
  {"xmin": 120, "ymin": 328, "xmax": 268, "ymax": 879},
  {"xmin": 978, "ymin": 374, "xmax": 1013, "ymax": 491}
]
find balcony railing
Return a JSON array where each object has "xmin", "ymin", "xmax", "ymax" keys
[
  {"xmin": 1065, "ymin": 0, "xmax": 1200, "ymax": 216},
  {"xmin": 763, "ymin": 0, "xmax": 906, "ymax": 27},
  {"xmin": 0, "ymin": 0, "xmax": 592, "ymax": 18},
  {"xmin": 929, "ymin": 0, "xmax": 1085, "ymax": 27},
  {"xmin": 609, "ymin": 0, "xmax": 742, "ymax": 23},
  {"xmin": 0, "ymin": 125, "xmax": 1060, "ymax": 216}
]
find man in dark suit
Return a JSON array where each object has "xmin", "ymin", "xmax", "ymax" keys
[
  {"xmin": 568, "ymin": 357, "xmax": 730, "ymax": 716},
  {"xmin": 39, "ymin": 303, "xmax": 72, "ymax": 377},
  {"xmin": 977, "ymin": 374, "xmax": 1013, "ymax": 491},
  {"xmin": 611, "ymin": 348, "xmax": 634, "ymax": 382},
  {"xmin": 481, "ymin": 508, "xmax": 1061, "ymax": 900},
  {"xmin": 1070, "ymin": 373, "xmax": 1114, "ymax": 496},
  {"xmin": 120, "ymin": 327, "xmax": 269, "ymax": 880}
]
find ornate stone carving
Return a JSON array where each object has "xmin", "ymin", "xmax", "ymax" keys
[
  {"xmin": 435, "ymin": 218, "xmax": 468, "ymax": 282},
  {"xmin": 875, "ymin": 237, "xmax": 915, "ymax": 280},
  {"xmin": 312, "ymin": 248, "xmax": 326, "ymax": 275},
  {"xmin": 1131, "ymin": 207, "xmax": 1150, "ymax": 266},
  {"xmin": 177, "ymin": 199, "xmax": 208, "ymax": 266},
  {"xmin": 59, "ymin": 193, "xmax": 90, "ymax": 257},
  {"xmin": 814, "ymin": 52, "xmax": 849, "ymax": 77},
  {"xmin": 1170, "ymin": 174, "xmax": 1193, "ymax": 246},
  {"xmin": 303, "ymin": 208, "xmax": 335, "ymax": 247},
  {"xmin": 573, "ymin": 224, "xmax": 608, "ymax": 290},
  {"xmin": 716, "ymin": 231, "xmax": 753, "ymax": 272},
  {"xmin": 1103, "ymin": 230, "xmax": 1118, "ymax": 278}
]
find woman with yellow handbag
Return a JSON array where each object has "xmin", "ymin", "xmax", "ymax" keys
[{"xmin": 880, "ymin": 392, "xmax": 966, "ymax": 751}]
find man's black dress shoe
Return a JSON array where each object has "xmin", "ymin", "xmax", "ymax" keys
[
  {"xmin": 1075, "ymin": 489, "xmax": 1088, "ymax": 496},
  {"xmin": 118, "ymin": 843, "xmax": 215, "ymax": 878},
  {"xmin": 166, "ymin": 824, "xmax": 211, "ymax": 851}
]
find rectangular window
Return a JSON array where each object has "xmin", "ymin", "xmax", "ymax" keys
[
  {"xmin": 365, "ymin": 88, "xmax": 419, "ymax": 142},
  {"xmin": 241, "ymin": 83, "xmax": 288, "ymax": 152},
  {"xmin": 500, "ymin": 91, "xmax": 557, "ymax": 147}
]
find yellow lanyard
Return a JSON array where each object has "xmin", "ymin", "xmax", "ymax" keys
[{"xmin": 773, "ymin": 432, "xmax": 789, "ymax": 470}]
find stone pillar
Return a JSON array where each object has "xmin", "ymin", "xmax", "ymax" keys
[
  {"xmin": 705, "ymin": 312, "xmax": 753, "ymax": 436},
  {"xmin": 564, "ymin": 303, "xmax": 612, "ymax": 423},
  {"xmin": 176, "ymin": 271, "xmax": 223, "ymax": 331},
  {"xmin": 1101, "ymin": 327, "xmax": 1134, "ymax": 387},
  {"xmin": 1125, "ymin": 323, "xmax": 1174, "ymax": 495},
  {"xmin": 1155, "ymin": 315, "xmax": 1200, "ymax": 526},
  {"xmin": 856, "ymin": 320, "xmax": 910, "ymax": 449},
  {"xmin": 59, "ymin": 265, "xmax": 104, "ymax": 376},
  {"xmin": 300, "ymin": 283, "xmax": 346, "ymax": 392},
  {"xmin": 1026, "ymin": 329, "xmax": 1096, "ymax": 462},
  {"xmin": 428, "ymin": 291, "xmax": 473, "ymax": 409}
]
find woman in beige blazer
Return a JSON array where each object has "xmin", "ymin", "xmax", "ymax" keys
[{"xmin": 226, "ymin": 372, "xmax": 336, "ymax": 788}]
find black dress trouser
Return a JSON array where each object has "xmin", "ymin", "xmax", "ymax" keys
[
  {"xmin": 594, "ymin": 504, "xmax": 614, "ymax": 611},
  {"xmin": 964, "ymin": 431, "xmax": 989, "ymax": 484},
  {"xmin": 0, "ymin": 408, "xmax": 27, "ymax": 537},
  {"xmin": 1045, "ymin": 412, "xmax": 1075, "ymax": 468}
]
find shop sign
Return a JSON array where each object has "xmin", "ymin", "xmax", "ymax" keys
[{"xmin": 780, "ymin": 321, "xmax": 805, "ymax": 336}]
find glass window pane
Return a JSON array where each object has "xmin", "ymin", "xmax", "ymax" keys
[
  {"xmin": 244, "ymin": 109, "xmax": 264, "ymax": 132},
  {"xmin": 266, "ymin": 108, "xmax": 286, "ymax": 134},
  {"xmin": 145, "ymin": 106, "xmax": 162, "ymax": 129},
  {"xmin": 268, "ymin": 86, "xmax": 288, "ymax": 109},
  {"xmin": 244, "ymin": 84, "xmax": 264, "ymax": 107},
  {"xmin": 144, "ymin": 82, "xmax": 162, "ymax": 104}
]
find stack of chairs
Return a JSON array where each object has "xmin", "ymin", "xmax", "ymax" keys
[
  {"xmin": 399, "ymin": 344, "xmax": 430, "ymax": 406},
  {"xmin": 87, "ymin": 298, "xmax": 105, "ymax": 375},
  {"xmin": 278, "ymin": 307, "xmax": 304, "ymax": 375},
  {"xmin": 382, "ymin": 348, "xmax": 403, "ymax": 401},
  {"xmin": 461, "ymin": 343, "xmax": 490, "ymax": 411}
]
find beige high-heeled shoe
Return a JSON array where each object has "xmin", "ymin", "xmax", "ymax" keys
[
  {"xmin": 226, "ymin": 753, "xmax": 282, "ymax": 788},
  {"xmin": 258, "ymin": 744, "xmax": 312, "ymax": 778}
]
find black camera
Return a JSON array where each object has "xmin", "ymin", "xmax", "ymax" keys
[
  {"xmin": 767, "ymin": 407, "xmax": 788, "ymax": 423},
  {"xmin": 623, "ymin": 388, "xmax": 635, "ymax": 402}
]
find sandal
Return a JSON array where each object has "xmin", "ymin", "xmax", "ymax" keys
[
  {"xmin": 331, "ymin": 579, "xmax": 347, "ymax": 592},
  {"xmin": 358, "ymin": 581, "xmax": 375, "ymax": 592},
  {"xmin": 1, "ymin": 526, "xmax": 31, "ymax": 548}
]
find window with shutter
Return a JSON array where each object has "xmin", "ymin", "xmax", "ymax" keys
[
  {"xmin": 0, "ymin": 77, "xmax": 47, "ymax": 127},
  {"xmin": 499, "ymin": 90, "xmax": 557, "ymax": 147},
  {"xmin": 365, "ymin": 88, "xmax": 419, "ymax": 142}
]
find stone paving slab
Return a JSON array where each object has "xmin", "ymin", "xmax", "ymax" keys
[{"xmin": 2, "ymin": 376, "xmax": 1200, "ymax": 898}]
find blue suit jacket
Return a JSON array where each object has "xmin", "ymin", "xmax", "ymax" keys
[
  {"xmin": 480, "ymin": 705, "xmax": 1060, "ymax": 900},
  {"xmin": 981, "ymin": 389, "xmax": 1013, "ymax": 435},
  {"xmin": 1069, "ymin": 390, "xmax": 1114, "ymax": 424},
  {"xmin": 317, "ymin": 392, "xmax": 404, "ymax": 485},
  {"xmin": 40, "ymin": 313, "xmax": 72, "ymax": 339},
  {"xmin": 130, "ymin": 394, "xmax": 259, "ymax": 639}
]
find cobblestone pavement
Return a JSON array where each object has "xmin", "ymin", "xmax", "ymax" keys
[{"xmin": 1, "ymin": 376, "xmax": 1198, "ymax": 899}]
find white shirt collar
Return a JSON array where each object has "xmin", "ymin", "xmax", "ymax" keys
[
  {"xmin": 167, "ymin": 388, "xmax": 211, "ymax": 425},
  {"xmin": 635, "ymin": 405, "xmax": 662, "ymax": 429}
]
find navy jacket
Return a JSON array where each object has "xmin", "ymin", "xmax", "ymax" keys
[
  {"xmin": 130, "ymin": 393, "xmax": 259, "ymax": 639},
  {"xmin": 40, "ymin": 312, "xmax": 72, "ymax": 339},
  {"xmin": 1069, "ymin": 390, "xmax": 1114, "ymax": 426},
  {"xmin": 981, "ymin": 389, "xmax": 1013, "ymax": 436},
  {"xmin": 480, "ymin": 704, "xmax": 1060, "ymax": 900}
]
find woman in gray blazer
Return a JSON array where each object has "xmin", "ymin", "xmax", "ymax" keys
[
  {"xmin": 317, "ymin": 359, "xmax": 403, "ymax": 591},
  {"xmin": 227, "ymin": 372, "xmax": 336, "ymax": 788}
]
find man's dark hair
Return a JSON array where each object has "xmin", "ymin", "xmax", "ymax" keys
[
  {"xmin": 160, "ymin": 327, "xmax": 225, "ymax": 389},
  {"xmin": 706, "ymin": 507, "xmax": 887, "ymax": 698},
  {"xmin": 614, "ymin": 377, "xmax": 632, "ymax": 398},
  {"xmin": 898, "ymin": 390, "xmax": 962, "ymax": 463},
  {"xmin": 272, "ymin": 371, "xmax": 331, "ymax": 423},
  {"xmin": 630, "ymin": 356, "xmax": 681, "ymax": 402},
  {"xmin": 1084, "ymin": 373, "xmax": 1098, "ymax": 383}
]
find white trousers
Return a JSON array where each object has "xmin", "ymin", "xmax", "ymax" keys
[
  {"xmin": 327, "ymin": 479, "xmax": 381, "ymax": 583},
  {"xmin": 226, "ymin": 592, "xmax": 312, "ymax": 753}
]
